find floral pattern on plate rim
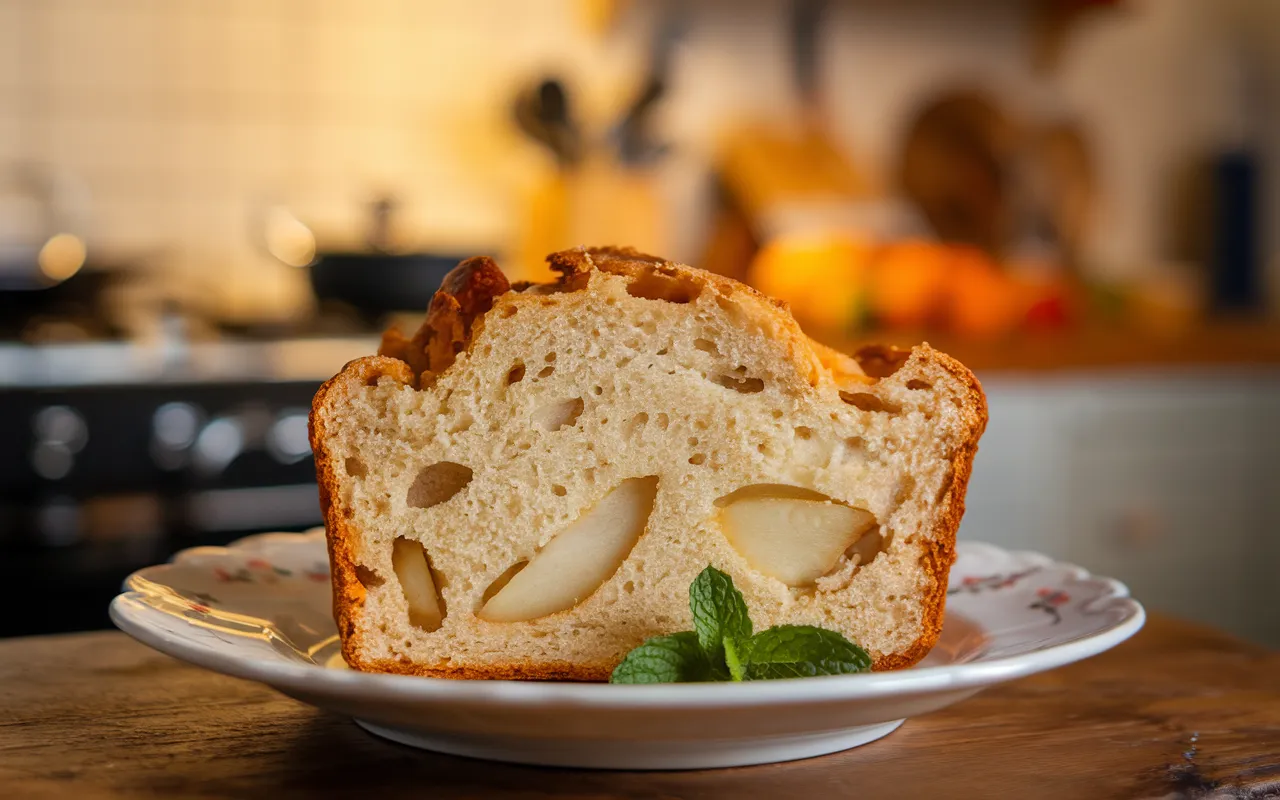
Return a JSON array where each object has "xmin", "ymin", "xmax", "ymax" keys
[{"xmin": 116, "ymin": 531, "xmax": 1138, "ymax": 670}]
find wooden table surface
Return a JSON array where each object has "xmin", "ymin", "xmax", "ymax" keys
[{"xmin": 1, "ymin": 615, "xmax": 1277, "ymax": 799}]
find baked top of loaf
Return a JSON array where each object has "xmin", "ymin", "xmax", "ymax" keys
[{"xmin": 310, "ymin": 247, "xmax": 987, "ymax": 679}]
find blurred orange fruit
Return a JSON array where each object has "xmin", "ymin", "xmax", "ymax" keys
[
  {"xmin": 868, "ymin": 239, "xmax": 951, "ymax": 328},
  {"xmin": 944, "ymin": 247, "xmax": 1021, "ymax": 338},
  {"xmin": 749, "ymin": 234, "xmax": 872, "ymax": 332}
]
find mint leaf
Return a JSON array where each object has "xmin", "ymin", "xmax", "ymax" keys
[
  {"xmin": 723, "ymin": 636, "xmax": 746, "ymax": 682},
  {"xmin": 609, "ymin": 567, "xmax": 874, "ymax": 684},
  {"xmin": 609, "ymin": 632, "xmax": 712, "ymax": 684},
  {"xmin": 742, "ymin": 625, "xmax": 872, "ymax": 679},
  {"xmin": 689, "ymin": 566, "xmax": 752, "ymax": 669}
]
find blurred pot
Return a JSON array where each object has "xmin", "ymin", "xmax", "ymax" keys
[
  {"xmin": 261, "ymin": 197, "xmax": 487, "ymax": 320},
  {"xmin": 308, "ymin": 251, "xmax": 472, "ymax": 319}
]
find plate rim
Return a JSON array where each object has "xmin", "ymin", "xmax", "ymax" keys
[{"xmin": 109, "ymin": 537, "xmax": 1145, "ymax": 709}]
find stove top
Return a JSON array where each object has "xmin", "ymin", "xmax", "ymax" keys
[{"xmin": 0, "ymin": 335, "xmax": 379, "ymax": 389}]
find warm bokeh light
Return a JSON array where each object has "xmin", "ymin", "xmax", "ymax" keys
[
  {"xmin": 264, "ymin": 206, "xmax": 317, "ymax": 268},
  {"xmin": 37, "ymin": 233, "xmax": 86, "ymax": 282}
]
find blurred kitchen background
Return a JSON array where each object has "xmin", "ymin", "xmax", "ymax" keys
[{"xmin": 1, "ymin": 0, "xmax": 1277, "ymax": 644}]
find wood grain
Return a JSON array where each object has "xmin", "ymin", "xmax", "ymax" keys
[{"xmin": 0, "ymin": 615, "xmax": 1277, "ymax": 799}]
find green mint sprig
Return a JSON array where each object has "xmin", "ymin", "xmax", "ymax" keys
[{"xmin": 610, "ymin": 566, "xmax": 872, "ymax": 684}]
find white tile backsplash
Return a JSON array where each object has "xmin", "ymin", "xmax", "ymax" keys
[
  {"xmin": 0, "ymin": 0, "xmax": 1276, "ymax": 320},
  {"xmin": 0, "ymin": 0, "xmax": 581, "ymax": 319}
]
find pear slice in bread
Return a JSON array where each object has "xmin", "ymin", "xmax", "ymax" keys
[{"xmin": 310, "ymin": 247, "xmax": 987, "ymax": 680}]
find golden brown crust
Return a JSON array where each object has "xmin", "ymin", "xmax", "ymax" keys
[
  {"xmin": 309, "ymin": 355, "xmax": 415, "ymax": 672},
  {"xmin": 316, "ymin": 248, "xmax": 988, "ymax": 679},
  {"xmin": 342, "ymin": 658, "xmax": 614, "ymax": 682},
  {"xmin": 377, "ymin": 255, "xmax": 510, "ymax": 386},
  {"xmin": 871, "ymin": 346, "xmax": 987, "ymax": 671}
]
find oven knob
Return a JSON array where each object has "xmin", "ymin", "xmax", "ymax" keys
[
  {"xmin": 192, "ymin": 416, "xmax": 246, "ymax": 477},
  {"xmin": 266, "ymin": 409, "xmax": 312, "ymax": 464},
  {"xmin": 30, "ymin": 405, "xmax": 87, "ymax": 481},
  {"xmin": 150, "ymin": 402, "xmax": 203, "ymax": 470}
]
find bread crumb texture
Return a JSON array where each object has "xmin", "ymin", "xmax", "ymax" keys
[{"xmin": 310, "ymin": 247, "xmax": 987, "ymax": 680}]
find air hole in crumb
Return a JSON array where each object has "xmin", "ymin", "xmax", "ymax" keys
[
  {"xmin": 592, "ymin": 385, "xmax": 604, "ymax": 395},
  {"xmin": 656, "ymin": 347, "xmax": 669, "ymax": 356},
  {"xmin": 795, "ymin": 426, "xmax": 812, "ymax": 440},
  {"xmin": 355, "ymin": 565, "xmax": 383, "ymax": 589},
  {"xmin": 895, "ymin": 475, "xmax": 917, "ymax": 507},
  {"xmin": 689, "ymin": 453, "xmax": 706, "ymax": 465},
  {"xmin": 687, "ymin": 436, "xmax": 699, "ymax": 446},
  {"xmin": 506, "ymin": 364, "xmax": 525, "ymax": 384},
  {"xmin": 623, "ymin": 580, "xmax": 635, "ymax": 593},
  {"xmin": 533, "ymin": 397, "xmax": 584, "ymax": 431},
  {"xmin": 552, "ymin": 484, "xmax": 567, "ymax": 497},
  {"xmin": 545, "ymin": 352, "xmax": 557, "ymax": 363},
  {"xmin": 407, "ymin": 462, "xmax": 473, "ymax": 508},
  {"xmin": 855, "ymin": 346, "xmax": 911, "ymax": 378},
  {"xmin": 771, "ymin": 409, "xmax": 784, "ymax": 419},
  {"xmin": 537, "ymin": 365, "xmax": 555, "ymax": 379},
  {"xmin": 845, "ymin": 526, "xmax": 887, "ymax": 566},
  {"xmin": 481, "ymin": 561, "xmax": 528, "ymax": 604},
  {"xmin": 626, "ymin": 412, "xmax": 649, "ymax": 438},
  {"xmin": 345, "ymin": 457, "xmax": 367, "ymax": 478},
  {"xmin": 694, "ymin": 338, "xmax": 719, "ymax": 355},
  {"xmin": 584, "ymin": 467, "xmax": 596, "ymax": 484},
  {"xmin": 447, "ymin": 412, "xmax": 474, "ymax": 433},
  {"xmin": 640, "ymin": 320, "xmax": 658, "ymax": 336},
  {"xmin": 839, "ymin": 391, "xmax": 901, "ymax": 413},
  {"xmin": 712, "ymin": 374, "xmax": 765, "ymax": 394},
  {"xmin": 656, "ymin": 412, "xmax": 670, "ymax": 430},
  {"xmin": 501, "ymin": 305, "xmax": 518, "ymax": 318},
  {"xmin": 694, "ymin": 418, "xmax": 709, "ymax": 430},
  {"xmin": 625, "ymin": 271, "xmax": 703, "ymax": 303},
  {"xmin": 907, "ymin": 379, "xmax": 932, "ymax": 391}
]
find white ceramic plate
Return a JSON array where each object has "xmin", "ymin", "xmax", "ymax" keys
[{"xmin": 110, "ymin": 531, "xmax": 1143, "ymax": 770}]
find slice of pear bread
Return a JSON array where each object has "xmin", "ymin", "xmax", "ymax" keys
[{"xmin": 310, "ymin": 247, "xmax": 987, "ymax": 679}]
